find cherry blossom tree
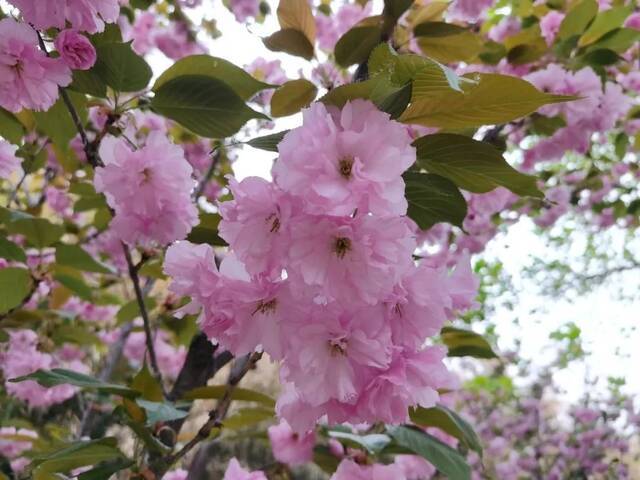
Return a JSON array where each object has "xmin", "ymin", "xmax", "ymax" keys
[{"xmin": 0, "ymin": 0, "xmax": 638, "ymax": 478}]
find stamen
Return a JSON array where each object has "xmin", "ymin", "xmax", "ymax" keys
[
  {"xmin": 338, "ymin": 156, "xmax": 354, "ymax": 179},
  {"xmin": 334, "ymin": 237, "xmax": 352, "ymax": 259}
]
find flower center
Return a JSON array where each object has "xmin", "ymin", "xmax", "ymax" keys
[
  {"xmin": 338, "ymin": 156, "xmax": 354, "ymax": 179},
  {"xmin": 141, "ymin": 167, "xmax": 153, "ymax": 183},
  {"xmin": 334, "ymin": 237, "xmax": 352, "ymax": 259},
  {"xmin": 329, "ymin": 337, "xmax": 348, "ymax": 356},
  {"xmin": 265, "ymin": 213, "xmax": 280, "ymax": 233},
  {"xmin": 253, "ymin": 298, "xmax": 277, "ymax": 315}
]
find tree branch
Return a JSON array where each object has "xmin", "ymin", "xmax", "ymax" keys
[
  {"xmin": 193, "ymin": 148, "xmax": 221, "ymax": 200},
  {"xmin": 151, "ymin": 351, "xmax": 262, "ymax": 477},
  {"xmin": 121, "ymin": 242, "xmax": 166, "ymax": 397}
]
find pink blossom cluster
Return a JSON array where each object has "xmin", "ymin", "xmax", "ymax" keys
[
  {"xmin": 229, "ymin": 0, "xmax": 261, "ymax": 23},
  {"xmin": 0, "ymin": 330, "xmax": 87, "ymax": 408},
  {"xmin": 316, "ymin": 2, "xmax": 371, "ymax": 51},
  {"xmin": 223, "ymin": 458, "xmax": 267, "ymax": 480},
  {"xmin": 123, "ymin": 327, "xmax": 187, "ymax": 379},
  {"xmin": 165, "ymin": 100, "xmax": 478, "ymax": 433},
  {"xmin": 0, "ymin": 140, "xmax": 21, "ymax": 179},
  {"xmin": 524, "ymin": 65, "xmax": 632, "ymax": 169},
  {"xmin": 116, "ymin": 12, "xmax": 205, "ymax": 60},
  {"xmin": 7, "ymin": 0, "xmax": 120, "ymax": 33},
  {"xmin": 245, "ymin": 58, "xmax": 287, "ymax": 105},
  {"xmin": 0, "ymin": 18, "xmax": 72, "ymax": 113},
  {"xmin": 94, "ymin": 132, "xmax": 199, "ymax": 246},
  {"xmin": 448, "ymin": 0, "xmax": 494, "ymax": 23},
  {"xmin": 0, "ymin": 426, "xmax": 37, "ymax": 473},
  {"xmin": 456, "ymin": 388, "xmax": 638, "ymax": 479}
]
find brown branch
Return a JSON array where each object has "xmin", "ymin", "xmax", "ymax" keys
[
  {"xmin": 151, "ymin": 351, "xmax": 262, "ymax": 478},
  {"xmin": 121, "ymin": 242, "xmax": 166, "ymax": 397},
  {"xmin": 192, "ymin": 148, "xmax": 221, "ymax": 200}
]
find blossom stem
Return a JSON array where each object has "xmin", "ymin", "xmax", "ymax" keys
[{"xmin": 121, "ymin": 242, "xmax": 167, "ymax": 397}]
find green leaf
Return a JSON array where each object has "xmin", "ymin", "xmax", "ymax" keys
[
  {"xmin": 51, "ymin": 324, "xmax": 101, "ymax": 346},
  {"xmin": 53, "ymin": 272, "xmax": 92, "ymax": 300},
  {"xmin": 153, "ymin": 55, "xmax": 273, "ymax": 100},
  {"xmin": 136, "ymin": 399, "xmax": 188, "ymax": 425},
  {"xmin": 400, "ymin": 73, "xmax": 576, "ymax": 129},
  {"xmin": 276, "ymin": 0, "xmax": 316, "ymax": 45},
  {"xmin": 414, "ymin": 133, "xmax": 542, "ymax": 197},
  {"xmin": 586, "ymin": 27, "xmax": 640, "ymax": 53},
  {"xmin": 404, "ymin": 172, "xmax": 467, "ymax": 230},
  {"xmin": 263, "ymin": 28, "xmax": 314, "ymax": 60},
  {"xmin": 396, "ymin": 55, "xmax": 466, "ymax": 98},
  {"xmin": 33, "ymin": 93, "xmax": 87, "ymax": 148},
  {"xmin": 131, "ymin": 362, "xmax": 164, "ymax": 402},
  {"xmin": 77, "ymin": 458, "xmax": 135, "ymax": 480},
  {"xmin": 0, "ymin": 236, "xmax": 26, "ymax": 262},
  {"xmin": 270, "ymin": 79, "xmax": 317, "ymax": 117},
  {"xmin": 187, "ymin": 212, "xmax": 227, "ymax": 246},
  {"xmin": 320, "ymin": 79, "xmax": 379, "ymax": 108},
  {"xmin": 151, "ymin": 75, "xmax": 268, "ymax": 139},
  {"xmin": 0, "ymin": 108, "xmax": 25, "ymax": 144},
  {"xmin": 70, "ymin": 70, "xmax": 107, "ymax": 98},
  {"xmin": 384, "ymin": 0, "xmax": 413, "ymax": 21},
  {"xmin": 247, "ymin": 131, "xmax": 289, "ymax": 152},
  {"xmin": 0, "ymin": 268, "xmax": 32, "ymax": 314},
  {"xmin": 387, "ymin": 426, "xmax": 471, "ymax": 480},
  {"xmin": 328, "ymin": 431, "xmax": 391, "ymax": 454},
  {"xmin": 334, "ymin": 17, "xmax": 382, "ymax": 67},
  {"xmin": 56, "ymin": 243, "xmax": 113, "ymax": 274},
  {"xmin": 223, "ymin": 407, "xmax": 274, "ymax": 430},
  {"xmin": 578, "ymin": 5, "xmax": 632, "ymax": 47},
  {"xmin": 414, "ymin": 22, "xmax": 482, "ymax": 63},
  {"xmin": 576, "ymin": 48, "xmax": 619, "ymax": 67},
  {"xmin": 368, "ymin": 43, "xmax": 397, "ymax": 77},
  {"xmin": 32, "ymin": 438, "xmax": 125, "ymax": 480},
  {"xmin": 5, "ymin": 217, "xmax": 64, "ymax": 249},
  {"xmin": 184, "ymin": 385, "xmax": 276, "ymax": 408},
  {"xmin": 441, "ymin": 327, "xmax": 498, "ymax": 359},
  {"xmin": 93, "ymin": 42, "xmax": 152, "ymax": 92},
  {"xmin": 313, "ymin": 446, "xmax": 340, "ymax": 474},
  {"xmin": 117, "ymin": 297, "xmax": 157, "ymax": 325},
  {"xmin": 410, "ymin": 405, "xmax": 483, "ymax": 456},
  {"xmin": 377, "ymin": 82, "xmax": 412, "ymax": 119},
  {"xmin": 9, "ymin": 368, "xmax": 139, "ymax": 397},
  {"xmin": 90, "ymin": 24, "xmax": 123, "ymax": 46},
  {"xmin": 559, "ymin": 0, "xmax": 598, "ymax": 40}
]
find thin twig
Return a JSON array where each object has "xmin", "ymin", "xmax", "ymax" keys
[
  {"xmin": 121, "ymin": 242, "xmax": 166, "ymax": 397},
  {"xmin": 193, "ymin": 148, "xmax": 221, "ymax": 200},
  {"xmin": 151, "ymin": 352, "xmax": 262, "ymax": 477}
]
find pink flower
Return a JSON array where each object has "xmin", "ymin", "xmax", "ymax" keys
[
  {"xmin": 54, "ymin": 29, "xmax": 96, "ymax": 70},
  {"xmin": 625, "ymin": 12, "xmax": 640, "ymax": 30},
  {"xmin": 287, "ymin": 214, "xmax": 415, "ymax": 305},
  {"xmin": 540, "ymin": 11, "xmax": 565, "ymax": 46},
  {"xmin": 267, "ymin": 420, "xmax": 315, "ymax": 466},
  {"xmin": 94, "ymin": 132, "xmax": 198, "ymax": 246},
  {"xmin": 331, "ymin": 459, "xmax": 405, "ymax": 480},
  {"xmin": 273, "ymin": 100, "xmax": 416, "ymax": 217},
  {"xmin": 282, "ymin": 304, "xmax": 392, "ymax": 406},
  {"xmin": 162, "ymin": 469, "xmax": 188, "ymax": 480},
  {"xmin": 124, "ymin": 328, "xmax": 187, "ymax": 379},
  {"xmin": 245, "ymin": 58, "xmax": 287, "ymax": 104},
  {"xmin": 219, "ymin": 176, "xmax": 295, "ymax": 276},
  {"xmin": 164, "ymin": 243, "xmax": 294, "ymax": 360},
  {"xmin": 223, "ymin": 458, "xmax": 267, "ymax": 480},
  {"xmin": 394, "ymin": 455, "xmax": 436, "ymax": 480},
  {"xmin": 448, "ymin": 0, "xmax": 493, "ymax": 23},
  {"xmin": 0, "ymin": 18, "xmax": 71, "ymax": 112},
  {"xmin": 0, "ymin": 330, "xmax": 80, "ymax": 408},
  {"xmin": 129, "ymin": 12, "xmax": 157, "ymax": 55},
  {"xmin": 154, "ymin": 22, "xmax": 204, "ymax": 60},
  {"xmin": 385, "ymin": 263, "xmax": 450, "ymax": 349},
  {"xmin": 316, "ymin": 3, "xmax": 371, "ymax": 51},
  {"xmin": 8, "ymin": 0, "xmax": 120, "ymax": 33},
  {"xmin": 354, "ymin": 346, "xmax": 457, "ymax": 424},
  {"xmin": 0, "ymin": 140, "xmax": 21, "ymax": 178},
  {"xmin": 0, "ymin": 427, "xmax": 36, "ymax": 459},
  {"xmin": 229, "ymin": 0, "xmax": 260, "ymax": 22}
]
